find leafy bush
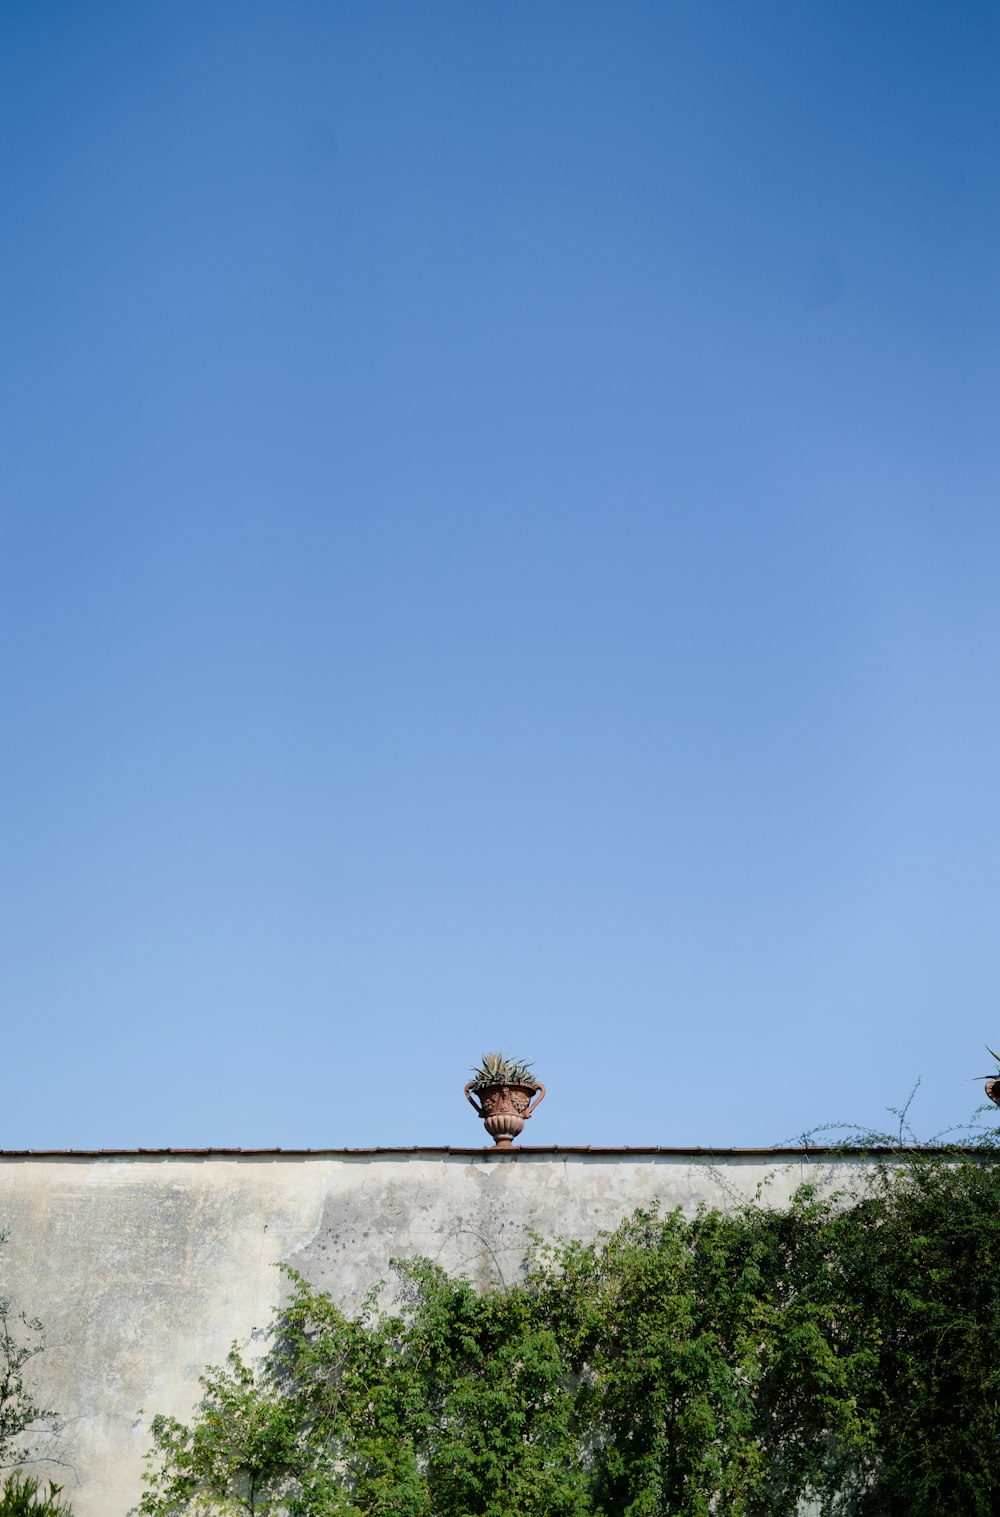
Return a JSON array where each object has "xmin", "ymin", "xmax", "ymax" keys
[{"xmin": 0, "ymin": 1233, "xmax": 61, "ymax": 1473}]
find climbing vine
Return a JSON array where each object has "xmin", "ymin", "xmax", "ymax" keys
[{"xmin": 140, "ymin": 1152, "xmax": 1000, "ymax": 1516}]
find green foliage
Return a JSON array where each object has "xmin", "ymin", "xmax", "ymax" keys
[
  {"xmin": 822, "ymin": 1155, "xmax": 1000, "ymax": 1515},
  {"xmin": 141, "ymin": 1156, "xmax": 1000, "ymax": 1516},
  {"xmin": 469, "ymin": 1052, "xmax": 538, "ymax": 1089},
  {"xmin": 0, "ymin": 1237, "xmax": 61, "ymax": 1471},
  {"xmin": 0, "ymin": 1475, "xmax": 71, "ymax": 1516}
]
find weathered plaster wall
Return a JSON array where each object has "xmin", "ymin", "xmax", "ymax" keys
[{"xmin": 0, "ymin": 1147, "xmax": 865, "ymax": 1516}]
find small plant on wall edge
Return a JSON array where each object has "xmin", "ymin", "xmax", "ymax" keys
[
  {"xmin": 465, "ymin": 1053, "xmax": 546, "ymax": 1147},
  {"xmin": 979, "ymin": 1045, "xmax": 1000, "ymax": 1107},
  {"xmin": 468, "ymin": 1051, "xmax": 540, "ymax": 1089}
]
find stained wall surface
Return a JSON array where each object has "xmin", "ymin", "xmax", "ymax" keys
[{"xmin": 0, "ymin": 1147, "xmax": 869, "ymax": 1516}]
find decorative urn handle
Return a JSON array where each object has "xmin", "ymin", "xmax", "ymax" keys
[
  {"xmin": 524, "ymin": 1084, "xmax": 546, "ymax": 1118},
  {"xmin": 464, "ymin": 1082, "xmax": 483, "ymax": 1116}
]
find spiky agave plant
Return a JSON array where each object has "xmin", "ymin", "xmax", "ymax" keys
[
  {"xmin": 975, "ymin": 1045, "xmax": 1000, "ymax": 1076},
  {"xmin": 0, "ymin": 1475, "xmax": 73, "ymax": 1516},
  {"xmin": 470, "ymin": 1052, "xmax": 539, "ymax": 1090}
]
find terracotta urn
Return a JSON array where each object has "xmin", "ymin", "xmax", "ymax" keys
[
  {"xmin": 986, "ymin": 1080, "xmax": 1000, "ymax": 1108},
  {"xmin": 464, "ymin": 1080, "xmax": 546, "ymax": 1147}
]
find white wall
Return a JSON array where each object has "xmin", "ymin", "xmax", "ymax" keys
[{"xmin": 0, "ymin": 1147, "xmax": 868, "ymax": 1515}]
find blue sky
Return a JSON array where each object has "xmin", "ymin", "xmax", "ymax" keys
[{"xmin": 1, "ymin": 1, "xmax": 998, "ymax": 1149}]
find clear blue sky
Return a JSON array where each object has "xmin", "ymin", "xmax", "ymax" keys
[{"xmin": 1, "ymin": 1, "xmax": 998, "ymax": 1149}]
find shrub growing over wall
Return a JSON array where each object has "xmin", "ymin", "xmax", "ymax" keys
[
  {"xmin": 140, "ymin": 1154, "xmax": 1000, "ymax": 1517},
  {"xmin": 0, "ymin": 1237, "xmax": 61, "ymax": 1475}
]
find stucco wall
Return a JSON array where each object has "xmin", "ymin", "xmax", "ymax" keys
[{"xmin": 0, "ymin": 1147, "xmax": 867, "ymax": 1516}]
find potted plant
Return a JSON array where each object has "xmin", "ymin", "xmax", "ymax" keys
[
  {"xmin": 464, "ymin": 1052, "xmax": 546, "ymax": 1148},
  {"xmin": 982, "ymin": 1046, "xmax": 1000, "ymax": 1108}
]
